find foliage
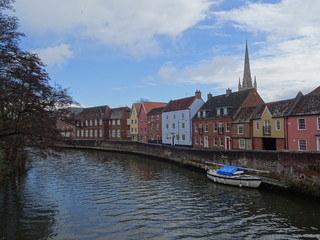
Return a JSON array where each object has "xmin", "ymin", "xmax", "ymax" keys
[{"xmin": 0, "ymin": 0, "xmax": 74, "ymax": 177}]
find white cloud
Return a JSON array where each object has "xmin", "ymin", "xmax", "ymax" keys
[
  {"xmin": 34, "ymin": 44, "xmax": 73, "ymax": 68},
  {"xmin": 15, "ymin": 0, "xmax": 217, "ymax": 56},
  {"xmin": 157, "ymin": 0, "xmax": 320, "ymax": 102}
]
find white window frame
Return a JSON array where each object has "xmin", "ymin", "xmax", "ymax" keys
[
  {"xmin": 239, "ymin": 139, "xmax": 245, "ymax": 149},
  {"xmin": 276, "ymin": 119, "xmax": 281, "ymax": 131},
  {"xmin": 238, "ymin": 125, "xmax": 244, "ymax": 135},
  {"xmin": 317, "ymin": 117, "xmax": 320, "ymax": 130},
  {"xmin": 298, "ymin": 118, "xmax": 306, "ymax": 130},
  {"xmin": 256, "ymin": 121, "xmax": 260, "ymax": 131},
  {"xmin": 298, "ymin": 139, "xmax": 307, "ymax": 151}
]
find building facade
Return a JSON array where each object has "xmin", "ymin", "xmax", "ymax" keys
[
  {"xmin": 129, "ymin": 103, "xmax": 140, "ymax": 141},
  {"xmin": 147, "ymin": 106, "xmax": 166, "ymax": 144},
  {"xmin": 162, "ymin": 91, "xmax": 204, "ymax": 146},
  {"xmin": 108, "ymin": 107, "xmax": 131, "ymax": 141}
]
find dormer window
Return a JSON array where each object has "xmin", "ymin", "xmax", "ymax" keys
[
  {"xmin": 202, "ymin": 110, "xmax": 206, "ymax": 118},
  {"xmin": 223, "ymin": 108, "xmax": 228, "ymax": 116}
]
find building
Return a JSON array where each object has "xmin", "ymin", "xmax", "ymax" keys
[
  {"xmin": 129, "ymin": 103, "xmax": 141, "ymax": 141},
  {"xmin": 75, "ymin": 105, "xmax": 110, "ymax": 140},
  {"xmin": 162, "ymin": 91, "xmax": 204, "ymax": 146},
  {"xmin": 251, "ymin": 98, "xmax": 296, "ymax": 150},
  {"xmin": 137, "ymin": 101, "xmax": 167, "ymax": 143},
  {"xmin": 108, "ymin": 107, "xmax": 131, "ymax": 141},
  {"xmin": 56, "ymin": 107, "xmax": 83, "ymax": 139},
  {"xmin": 147, "ymin": 106, "xmax": 166, "ymax": 144},
  {"xmin": 286, "ymin": 90, "xmax": 320, "ymax": 151},
  {"xmin": 193, "ymin": 88, "xmax": 264, "ymax": 149}
]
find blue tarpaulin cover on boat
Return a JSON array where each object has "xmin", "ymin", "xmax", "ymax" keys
[{"xmin": 217, "ymin": 165, "xmax": 243, "ymax": 176}]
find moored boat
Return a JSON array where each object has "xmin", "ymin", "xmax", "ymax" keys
[{"xmin": 206, "ymin": 165, "xmax": 262, "ymax": 188}]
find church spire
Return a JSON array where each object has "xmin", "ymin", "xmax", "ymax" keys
[{"xmin": 239, "ymin": 40, "xmax": 255, "ymax": 91}]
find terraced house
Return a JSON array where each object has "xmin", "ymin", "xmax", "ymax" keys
[
  {"xmin": 129, "ymin": 103, "xmax": 140, "ymax": 141},
  {"xmin": 147, "ymin": 106, "xmax": 166, "ymax": 144}
]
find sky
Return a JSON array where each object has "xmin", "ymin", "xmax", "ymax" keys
[{"xmin": 13, "ymin": 0, "xmax": 320, "ymax": 108}]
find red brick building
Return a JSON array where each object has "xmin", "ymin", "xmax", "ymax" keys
[
  {"xmin": 147, "ymin": 106, "xmax": 166, "ymax": 144},
  {"xmin": 108, "ymin": 107, "xmax": 131, "ymax": 141},
  {"xmin": 193, "ymin": 88, "xmax": 264, "ymax": 149}
]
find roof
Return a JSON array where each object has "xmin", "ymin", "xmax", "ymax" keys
[
  {"xmin": 163, "ymin": 96, "xmax": 196, "ymax": 112},
  {"xmin": 195, "ymin": 89, "xmax": 252, "ymax": 119},
  {"xmin": 77, "ymin": 105, "xmax": 110, "ymax": 118},
  {"xmin": 289, "ymin": 94, "xmax": 320, "ymax": 116},
  {"xmin": 147, "ymin": 106, "xmax": 166, "ymax": 116},
  {"xmin": 109, "ymin": 107, "xmax": 130, "ymax": 119},
  {"xmin": 252, "ymin": 98, "xmax": 295, "ymax": 119},
  {"xmin": 141, "ymin": 102, "xmax": 167, "ymax": 114},
  {"xmin": 307, "ymin": 86, "xmax": 320, "ymax": 95},
  {"xmin": 133, "ymin": 103, "xmax": 141, "ymax": 112},
  {"xmin": 233, "ymin": 106, "xmax": 257, "ymax": 123}
]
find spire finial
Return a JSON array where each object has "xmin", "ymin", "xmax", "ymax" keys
[{"xmin": 242, "ymin": 40, "xmax": 253, "ymax": 90}]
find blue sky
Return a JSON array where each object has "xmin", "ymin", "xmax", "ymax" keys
[{"xmin": 14, "ymin": 0, "xmax": 320, "ymax": 108}]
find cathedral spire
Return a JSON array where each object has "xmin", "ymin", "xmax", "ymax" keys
[{"xmin": 239, "ymin": 41, "xmax": 255, "ymax": 91}]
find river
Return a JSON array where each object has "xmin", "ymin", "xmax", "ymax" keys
[{"xmin": 0, "ymin": 149, "xmax": 319, "ymax": 240}]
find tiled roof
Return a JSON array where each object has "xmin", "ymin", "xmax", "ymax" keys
[
  {"xmin": 78, "ymin": 105, "xmax": 110, "ymax": 118},
  {"xmin": 142, "ymin": 102, "xmax": 167, "ymax": 114},
  {"xmin": 233, "ymin": 106, "xmax": 257, "ymax": 123},
  {"xmin": 163, "ymin": 96, "xmax": 196, "ymax": 112},
  {"xmin": 289, "ymin": 94, "xmax": 320, "ymax": 116},
  {"xmin": 252, "ymin": 98, "xmax": 295, "ymax": 119},
  {"xmin": 133, "ymin": 103, "xmax": 141, "ymax": 112},
  {"xmin": 307, "ymin": 86, "xmax": 320, "ymax": 95},
  {"xmin": 196, "ymin": 89, "xmax": 252, "ymax": 119},
  {"xmin": 109, "ymin": 107, "xmax": 130, "ymax": 119},
  {"xmin": 148, "ymin": 106, "xmax": 166, "ymax": 116}
]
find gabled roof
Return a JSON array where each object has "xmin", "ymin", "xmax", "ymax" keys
[
  {"xmin": 109, "ymin": 107, "xmax": 130, "ymax": 119},
  {"xmin": 138, "ymin": 102, "xmax": 167, "ymax": 116},
  {"xmin": 77, "ymin": 105, "xmax": 110, "ymax": 118},
  {"xmin": 133, "ymin": 103, "xmax": 141, "ymax": 112},
  {"xmin": 196, "ymin": 89, "xmax": 252, "ymax": 119},
  {"xmin": 307, "ymin": 86, "xmax": 320, "ymax": 95},
  {"xmin": 163, "ymin": 96, "xmax": 196, "ymax": 113},
  {"xmin": 252, "ymin": 99, "xmax": 295, "ymax": 119},
  {"xmin": 147, "ymin": 106, "xmax": 166, "ymax": 116},
  {"xmin": 288, "ymin": 93, "xmax": 320, "ymax": 116},
  {"xmin": 233, "ymin": 106, "xmax": 257, "ymax": 123}
]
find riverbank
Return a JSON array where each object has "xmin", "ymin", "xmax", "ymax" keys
[{"xmin": 61, "ymin": 140, "xmax": 320, "ymax": 198}]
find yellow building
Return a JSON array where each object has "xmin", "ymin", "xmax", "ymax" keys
[
  {"xmin": 252, "ymin": 99, "xmax": 294, "ymax": 150},
  {"xmin": 129, "ymin": 103, "xmax": 140, "ymax": 141}
]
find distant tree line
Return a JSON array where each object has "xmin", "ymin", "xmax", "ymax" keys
[{"xmin": 0, "ymin": 0, "xmax": 74, "ymax": 178}]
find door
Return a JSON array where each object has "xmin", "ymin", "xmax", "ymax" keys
[
  {"xmin": 225, "ymin": 136, "xmax": 231, "ymax": 150},
  {"xmin": 204, "ymin": 136, "xmax": 209, "ymax": 148},
  {"xmin": 317, "ymin": 137, "xmax": 320, "ymax": 151}
]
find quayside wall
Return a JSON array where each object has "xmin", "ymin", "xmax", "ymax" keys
[{"xmin": 63, "ymin": 140, "xmax": 320, "ymax": 197}]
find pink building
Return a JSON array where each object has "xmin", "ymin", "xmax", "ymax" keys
[{"xmin": 287, "ymin": 90, "xmax": 320, "ymax": 151}]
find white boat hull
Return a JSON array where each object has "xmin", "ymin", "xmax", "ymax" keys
[{"xmin": 207, "ymin": 170, "xmax": 262, "ymax": 188}]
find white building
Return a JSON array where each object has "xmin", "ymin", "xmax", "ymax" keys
[{"xmin": 162, "ymin": 91, "xmax": 204, "ymax": 146}]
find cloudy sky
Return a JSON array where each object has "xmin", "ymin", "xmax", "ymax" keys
[{"xmin": 14, "ymin": 0, "xmax": 320, "ymax": 107}]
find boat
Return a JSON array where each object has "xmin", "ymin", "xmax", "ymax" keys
[{"xmin": 206, "ymin": 165, "xmax": 262, "ymax": 188}]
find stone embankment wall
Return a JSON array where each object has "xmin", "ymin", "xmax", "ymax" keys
[{"xmin": 64, "ymin": 140, "xmax": 320, "ymax": 197}]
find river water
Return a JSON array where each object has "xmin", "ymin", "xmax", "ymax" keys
[{"xmin": 0, "ymin": 149, "xmax": 319, "ymax": 240}]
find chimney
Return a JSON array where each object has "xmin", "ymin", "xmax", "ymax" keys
[
  {"xmin": 207, "ymin": 93, "xmax": 212, "ymax": 101},
  {"xmin": 226, "ymin": 88, "xmax": 232, "ymax": 96},
  {"xmin": 195, "ymin": 90, "xmax": 201, "ymax": 99}
]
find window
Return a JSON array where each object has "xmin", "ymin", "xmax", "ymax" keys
[
  {"xmin": 85, "ymin": 120, "xmax": 88, "ymax": 126},
  {"xmin": 264, "ymin": 120, "xmax": 271, "ymax": 135},
  {"xmin": 220, "ymin": 137, "xmax": 224, "ymax": 146},
  {"xmin": 94, "ymin": 119, "xmax": 98, "ymax": 126},
  {"xmin": 172, "ymin": 123, "xmax": 175, "ymax": 129},
  {"xmin": 140, "ymin": 128, "xmax": 143, "ymax": 132},
  {"xmin": 276, "ymin": 120, "xmax": 281, "ymax": 131},
  {"xmin": 94, "ymin": 130, "xmax": 97, "ymax": 137},
  {"xmin": 226, "ymin": 123, "xmax": 230, "ymax": 132},
  {"xmin": 298, "ymin": 139, "xmax": 307, "ymax": 151},
  {"xmin": 200, "ymin": 137, "xmax": 203, "ymax": 145},
  {"xmin": 166, "ymin": 124, "xmax": 169, "ymax": 129},
  {"xmin": 256, "ymin": 121, "xmax": 260, "ymax": 131},
  {"xmin": 317, "ymin": 118, "xmax": 320, "ymax": 130},
  {"xmin": 173, "ymin": 114, "xmax": 176, "ymax": 119},
  {"xmin": 218, "ymin": 123, "xmax": 224, "ymax": 134},
  {"xmin": 112, "ymin": 120, "xmax": 116, "ymax": 125},
  {"xmin": 90, "ymin": 120, "xmax": 93, "ymax": 126},
  {"xmin": 176, "ymin": 134, "xmax": 180, "ymax": 140},
  {"xmin": 144, "ymin": 119, "xmax": 146, "ymax": 124},
  {"xmin": 117, "ymin": 130, "xmax": 121, "ymax": 137},
  {"xmin": 76, "ymin": 130, "xmax": 80, "ymax": 137},
  {"xmin": 99, "ymin": 130, "xmax": 103, "ymax": 137},
  {"xmin": 204, "ymin": 124, "xmax": 208, "ymax": 132},
  {"xmin": 166, "ymin": 115, "xmax": 168, "ymax": 120},
  {"xmin": 238, "ymin": 125, "xmax": 244, "ymax": 134},
  {"xmin": 213, "ymin": 137, "xmax": 218, "ymax": 146},
  {"xmin": 151, "ymin": 115, "xmax": 154, "ymax": 121},
  {"xmin": 156, "ymin": 124, "xmax": 159, "ymax": 130},
  {"xmin": 85, "ymin": 130, "xmax": 88, "ymax": 137},
  {"xmin": 182, "ymin": 113, "xmax": 185, "ymax": 119},
  {"xmin": 157, "ymin": 114, "xmax": 159, "ymax": 120},
  {"xmin": 151, "ymin": 124, "xmax": 154, "ymax": 130},
  {"xmin": 99, "ymin": 119, "xmax": 103, "ymax": 126},
  {"xmin": 112, "ymin": 130, "xmax": 116, "ymax": 137},
  {"xmin": 182, "ymin": 134, "xmax": 186, "ymax": 140},
  {"xmin": 182, "ymin": 122, "xmax": 185, "ymax": 129},
  {"xmin": 298, "ymin": 118, "xmax": 306, "ymax": 130},
  {"xmin": 195, "ymin": 124, "xmax": 198, "ymax": 132},
  {"xmin": 213, "ymin": 123, "xmax": 218, "ymax": 132},
  {"xmin": 195, "ymin": 137, "xmax": 198, "ymax": 145},
  {"xmin": 223, "ymin": 108, "xmax": 228, "ymax": 116},
  {"xmin": 90, "ymin": 130, "xmax": 93, "ymax": 137},
  {"xmin": 118, "ymin": 120, "xmax": 121, "ymax": 125},
  {"xmin": 81, "ymin": 130, "xmax": 84, "ymax": 137},
  {"xmin": 239, "ymin": 139, "xmax": 245, "ymax": 149}
]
